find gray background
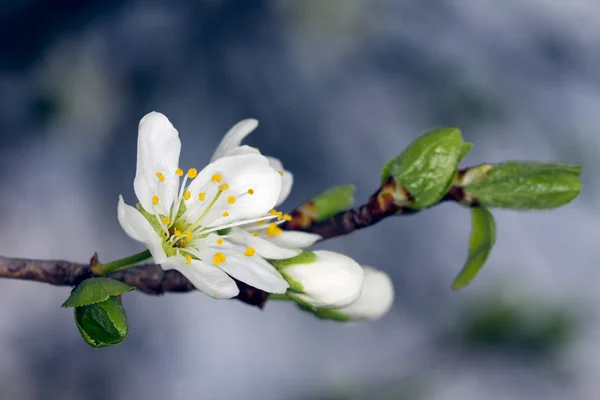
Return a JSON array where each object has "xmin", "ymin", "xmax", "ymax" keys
[{"xmin": 0, "ymin": 1, "xmax": 598, "ymax": 399}]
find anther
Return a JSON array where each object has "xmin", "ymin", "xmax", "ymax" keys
[
  {"xmin": 256, "ymin": 220, "xmax": 265, "ymax": 226},
  {"xmin": 222, "ymin": 211, "xmax": 229, "ymax": 217},
  {"xmin": 212, "ymin": 173, "xmax": 222, "ymax": 182},
  {"xmin": 283, "ymin": 214, "xmax": 292, "ymax": 221},
  {"xmin": 247, "ymin": 188, "xmax": 254, "ymax": 195},
  {"xmin": 152, "ymin": 196, "xmax": 159, "ymax": 205},
  {"xmin": 188, "ymin": 168, "xmax": 198, "ymax": 179},
  {"xmin": 176, "ymin": 168, "xmax": 184, "ymax": 177},
  {"xmin": 266, "ymin": 223, "xmax": 282, "ymax": 237},
  {"xmin": 279, "ymin": 170, "xmax": 284, "ymax": 176},
  {"xmin": 219, "ymin": 183, "xmax": 229, "ymax": 191},
  {"xmin": 244, "ymin": 247, "xmax": 256, "ymax": 257},
  {"xmin": 277, "ymin": 211, "xmax": 283, "ymax": 221},
  {"xmin": 269, "ymin": 209, "xmax": 277, "ymax": 216},
  {"xmin": 156, "ymin": 172, "xmax": 165, "ymax": 182},
  {"xmin": 186, "ymin": 231, "xmax": 193, "ymax": 240},
  {"xmin": 213, "ymin": 252, "xmax": 226, "ymax": 266},
  {"xmin": 185, "ymin": 255, "xmax": 192, "ymax": 265},
  {"xmin": 162, "ymin": 217, "xmax": 170, "ymax": 225},
  {"xmin": 252, "ymin": 232, "xmax": 259, "ymax": 237},
  {"xmin": 199, "ymin": 192, "xmax": 206, "ymax": 201},
  {"xmin": 183, "ymin": 191, "xmax": 191, "ymax": 200},
  {"xmin": 174, "ymin": 229, "xmax": 182, "ymax": 238},
  {"xmin": 216, "ymin": 238, "xmax": 223, "ymax": 246},
  {"xmin": 227, "ymin": 196, "xmax": 236, "ymax": 204}
]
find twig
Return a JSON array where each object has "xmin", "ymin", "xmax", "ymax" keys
[{"xmin": 0, "ymin": 169, "xmax": 475, "ymax": 308}]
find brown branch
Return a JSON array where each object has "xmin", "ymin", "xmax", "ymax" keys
[{"xmin": 0, "ymin": 169, "xmax": 475, "ymax": 308}]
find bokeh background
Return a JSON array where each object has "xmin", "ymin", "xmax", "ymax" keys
[{"xmin": 1, "ymin": 1, "xmax": 599, "ymax": 399}]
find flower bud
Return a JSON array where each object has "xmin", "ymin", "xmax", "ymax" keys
[
  {"xmin": 274, "ymin": 250, "xmax": 364, "ymax": 309},
  {"xmin": 74, "ymin": 296, "xmax": 129, "ymax": 348},
  {"xmin": 315, "ymin": 266, "xmax": 394, "ymax": 321}
]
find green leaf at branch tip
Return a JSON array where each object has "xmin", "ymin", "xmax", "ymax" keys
[
  {"xmin": 464, "ymin": 162, "xmax": 583, "ymax": 210},
  {"xmin": 74, "ymin": 297, "xmax": 129, "ymax": 348},
  {"xmin": 269, "ymin": 250, "xmax": 317, "ymax": 269},
  {"xmin": 311, "ymin": 184, "xmax": 356, "ymax": 222},
  {"xmin": 458, "ymin": 142, "xmax": 474, "ymax": 163},
  {"xmin": 61, "ymin": 278, "xmax": 135, "ymax": 308},
  {"xmin": 381, "ymin": 126, "xmax": 465, "ymax": 209},
  {"xmin": 452, "ymin": 207, "xmax": 496, "ymax": 290}
]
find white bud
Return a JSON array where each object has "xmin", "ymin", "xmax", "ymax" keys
[
  {"xmin": 281, "ymin": 250, "xmax": 363, "ymax": 309},
  {"xmin": 324, "ymin": 266, "xmax": 394, "ymax": 321}
]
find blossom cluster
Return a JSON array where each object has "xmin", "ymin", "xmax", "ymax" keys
[{"xmin": 118, "ymin": 112, "xmax": 393, "ymax": 321}]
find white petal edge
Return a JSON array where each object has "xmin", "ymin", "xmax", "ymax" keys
[
  {"xmin": 134, "ymin": 112, "xmax": 181, "ymax": 214},
  {"xmin": 267, "ymin": 231, "xmax": 322, "ymax": 249},
  {"xmin": 211, "ymin": 119, "xmax": 258, "ymax": 162},
  {"xmin": 162, "ymin": 256, "xmax": 239, "ymax": 299},
  {"xmin": 218, "ymin": 252, "xmax": 289, "ymax": 294},
  {"xmin": 335, "ymin": 266, "xmax": 394, "ymax": 320},
  {"xmin": 117, "ymin": 195, "xmax": 168, "ymax": 264},
  {"xmin": 229, "ymin": 228, "xmax": 301, "ymax": 259}
]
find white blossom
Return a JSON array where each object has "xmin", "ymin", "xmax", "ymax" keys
[{"xmin": 118, "ymin": 112, "xmax": 299, "ymax": 299}]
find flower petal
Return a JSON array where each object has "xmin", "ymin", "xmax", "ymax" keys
[
  {"xmin": 218, "ymin": 251, "xmax": 289, "ymax": 294},
  {"xmin": 267, "ymin": 230, "xmax": 322, "ymax": 248},
  {"xmin": 211, "ymin": 119, "xmax": 258, "ymax": 162},
  {"xmin": 221, "ymin": 145, "xmax": 261, "ymax": 157},
  {"xmin": 184, "ymin": 154, "xmax": 281, "ymax": 227},
  {"xmin": 117, "ymin": 195, "xmax": 167, "ymax": 264},
  {"xmin": 134, "ymin": 112, "xmax": 181, "ymax": 215},
  {"xmin": 267, "ymin": 157, "xmax": 293, "ymax": 206},
  {"xmin": 229, "ymin": 228, "xmax": 301, "ymax": 259},
  {"xmin": 333, "ymin": 266, "xmax": 394, "ymax": 320},
  {"xmin": 162, "ymin": 256, "xmax": 239, "ymax": 299}
]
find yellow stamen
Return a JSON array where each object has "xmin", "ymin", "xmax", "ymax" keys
[
  {"xmin": 269, "ymin": 209, "xmax": 277, "ymax": 216},
  {"xmin": 266, "ymin": 223, "xmax": 282, "ymax": 237},
  {"xmin": 283, "ymin": 214, "xmax": 292, "ymax": 221},
  {"xmin": 277, "ymin": 211, "xmax": 283, "ymax": 221},
  {"xmin": 222, "ymin": 211, "xmax": 229, "ymax": 217},
  {"xmin": 279, "ymin": 170, "xmax": 284, "ymax": 176},
  {"xmin": 256, "ymin": 220, "xmax": 265, "ymax": 226},
  {"xmin": 174, "ymin": 229, "xmax": 182, "ymax": 238},
  {"xmin": 186, "ymin": 231, "xmax": 193, "ymax": 240},
  {"xmin": 188, "ymin": 168, "xmax": 198, "ymax": 178},
  {"xmin": 213, "ymin": 252, "xmax": 226, "ymax": 266},
  {"xmin": 212, "ymin": 173, "xmax": 222, "ymax": 182},
  {"xmin": 152, "ymin": 196, "xmax": 159, "ymax": 205},
  {"xmin": 199, "ymin": 192, "xmax": 206, "ymax": 201},
  {"xmin": 219, "ymin": 183, "xmax": 229, "ymax": 191},
  {"xmin": 183, "ymin": 191, "xmax": 191, "ymax": 200},
  {"xmin": 252, "ymin": 232, "xmax": 259, "ymax": 237},
  {"xmin": 167, "ymin": 253, "xmax": 173, "ymax": 257},
  {"xmin": 156, "ymin": 172, "xmax": 165, "ymax": 182},
  {"xmin": 176, "ymin": 168, "xmax": 184, "ymax": 177},
  {"xmin": 227, "ymin": 196, "xmax": 236, "ymax": 204},
  {"xmin": 162, "ymin": 217, "xmax": 170, "ymax": 225},
  {"xmin": 244, "ymin": 247, "xmax": 256, "ymax": 257},
  {"xmin": 216, "ymin": 238, "xmax": 223, "ymax": 246},
  {"xmin": 185, "ymin": 255, "xmax": 192, "ymax": 265},
  {"xmin": 247, "ymin": 188, "xmax": 254, "ymax": 195}
]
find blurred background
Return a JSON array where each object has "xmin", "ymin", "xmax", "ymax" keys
[{"xmin": 0, "ymin": 0, "xmax": 598, "ymax": 399}]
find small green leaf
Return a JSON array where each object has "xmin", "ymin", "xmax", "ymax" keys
[
  {"xmin": 62, "ymin": 278, "xmax": 135, "ymax": 308},
  {"xmin": 458, "ymin": 142, "xmax": 474, "ymax": 163},
  {"xmin": 74, "ymin": 297, "xmax": 129, "ymax": 348},
  {"xmin": 464, "ymin": 162, "xmax": 583, "ymax": 210},
  {"xmin": 269, "ymin": 250, "xmax": 317, "ymax": 269},
  {"xmin": 382, "ymin": 127, "xmax": 465, "ymax": 209},
  {"xmin": 311, "ymin": 184, "xmax": 355, "ymax": 222},
  {"xmin": 452, "ymin": 206, "xmax": 496, "ymax": 290}
]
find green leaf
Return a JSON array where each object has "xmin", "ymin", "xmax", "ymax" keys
[
  {"xmin": 381, "ymin": 127, "xmax": 465, "ymax": 209},
  {"xmin": 62, "ymin": 278, "xmax": 135, "ymax": 308},
  {"xmin": 458, "ymin": 142, "xmax": 474, "ymax": 163},
  {"xmin": 74, "ymin": 297, "xmax": 129, "ymax": 348},
  {"xmin": 269, "ymin": 250, "xmax": 317, "ymax": 269},
  {"xmin": 311, "ymin": 184, "xmax": 355, "ymax": 222},
  {"xmin": 452, "ymin": 207, "xmax": 496, "ymax": 290},
  {"xmin": 464, "ymin": 162, "xmax": 583, "ymax": 210}
]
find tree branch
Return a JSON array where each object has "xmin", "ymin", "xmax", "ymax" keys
[{"xmin": 0, "ymin": 169, "xmax": 475, "ymax": 308}]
